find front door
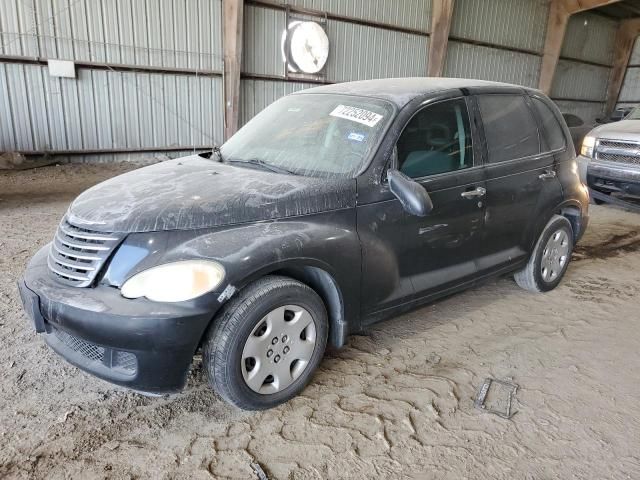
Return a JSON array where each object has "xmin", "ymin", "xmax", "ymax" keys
[{"xmin": 358, "ymin": 97, "xmax": 486, "ymax": 318}]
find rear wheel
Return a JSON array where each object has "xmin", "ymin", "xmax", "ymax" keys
[
  {"xmin": 514, "ymin": 215, "xmax": 574, "ymax": 293},
  {"xmin": 203, "ymin": 276, "xmax": 328, "ymax": 410}
]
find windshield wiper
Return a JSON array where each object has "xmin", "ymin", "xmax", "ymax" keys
[
  {"xmin": 212, "ymin": 145, "xmax": 223, "ymax": 162},
  {"xmin": 198, "ymin": 145, "xmax": 224, "ymax": 162},
  {"xmin": 226, "ymin": 158, "xmax": 296, "ymax": 175}
]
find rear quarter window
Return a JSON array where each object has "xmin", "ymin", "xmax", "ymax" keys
[
  {"xmin": 478, "ymin": 94, "xmax": 540, "ymax": 163},
  {"xmin": 534, "ymin": 98, "xmax": 567, "ymax": 151}
]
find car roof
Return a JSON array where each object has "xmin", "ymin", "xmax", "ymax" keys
[{"xmin": 294, "ymin": 77, "xmax": 539, "ymax": 108}]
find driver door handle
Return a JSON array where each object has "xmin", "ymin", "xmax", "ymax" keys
[
  {"xmin": 539, "ymin": 169, "xmax": 557, "ymax": 180},
  {"xmin": 461, "ymin": 186, "xmax": 486, "ymax": 199}
]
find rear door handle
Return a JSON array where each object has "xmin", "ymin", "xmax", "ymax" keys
[
  {"xmin": 539, "ymin": 169, "xmax": 557, "ymax": 180},
  {"xmin": 460, "ymin": 186, "xmax": 486, "ymax": 199}
]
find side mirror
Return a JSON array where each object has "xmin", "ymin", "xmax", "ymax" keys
[{"xmin": 387, "ymin": 169, "xmax": 433, "ymax": 217}]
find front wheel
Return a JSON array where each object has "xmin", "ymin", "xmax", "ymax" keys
[
  {"xmin": 514, "ymin": 215, "xmax": 574, "ymax": 293},
  {"xmin": 203, "ymin": 276, "xmax": 328, "ymax": 410}
]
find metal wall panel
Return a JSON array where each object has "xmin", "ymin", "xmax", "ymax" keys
[
  {"xmin": 553, "ymin": 100, "xmax": 604, "ymax": 124},
  {"xmin": 243, "ymin": 5, "xmax": 286, "ymax": 77},
  {"xmin": 560, "ymin": 12, "xmax": 616, "ymax": 66},
  {"xmin": 629, "ymin": 38, "xmax": 640, "ymax": 66},
  {"xmin": 551, "ymin": 60, "xmax": 611, "ymax": 101},
  {"xmin": 286, "ymin": 0, "xmax": 431, "ymax": 32},
  {"xmin": 0, "ymin": 62, "xmax": 223, "ymax": 153},
  {"xmin": 619, "ymin": 67, "xmax": 640, "ymax": 103},
  {"xmin": 443, "ymin": 41, "xmax": 541, "ymax": 88},
  {"xmin": 0, "ymin": 0, "xmax": 223, "ymax": 71},
  {"xmin": 240, "ymin": 78, "xmax": 315, "ymax": 126},
  {"xmin": 450, "ymin": 0, "xmax": 548, "ymax": 53},
  {"xmin": 325, "ymin": 19, "xmax": 428, "ymax": 83},
  {"xmin": 242, "ymin": 5, "xmax": 429, "ymax": 82}
]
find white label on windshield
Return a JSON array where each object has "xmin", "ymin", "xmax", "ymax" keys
[{"xmin": 330, "ymin": 105, "xmax": 383, "ymax": 127}]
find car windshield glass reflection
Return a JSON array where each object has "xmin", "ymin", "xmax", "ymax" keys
[{"xmin": 221, "ymin": 94, "xmax": 394, "ymax": 179}]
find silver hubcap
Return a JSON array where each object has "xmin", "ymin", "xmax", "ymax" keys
[
  {"xmin": 241, "ymin": 305, "xmax": 316, "ymax": 395},
  {"xmin": 541, "ymin": 228, "xmax": 570, "ymax": 283}
]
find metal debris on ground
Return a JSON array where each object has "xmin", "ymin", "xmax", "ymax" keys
[
  {"xmin": 474, "ymin": 378, "xmax": 518, "ymax": 419},
  {"xmin": 251, "ymin": 462, "xmax": 269, "ymax": 480}
]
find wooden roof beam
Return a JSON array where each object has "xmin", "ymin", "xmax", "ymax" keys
[{"xmin": 538, "ymin": 0, "xmax": 624, "ymax": 94}]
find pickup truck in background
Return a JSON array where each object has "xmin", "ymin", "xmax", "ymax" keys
[{"xmin": 579, "ymin": 106, "xmax": 640, "ymax": 204}]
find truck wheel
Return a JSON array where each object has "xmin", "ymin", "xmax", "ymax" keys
[
  {"xmin": 514, "ymin": 215, "xmax": 574, "ymax": 293},
  {"xmin": 203, "ymin": 276, "xmax": 328, "ymax": 410}
]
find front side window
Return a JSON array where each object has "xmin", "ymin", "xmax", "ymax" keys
[
  {"xmin": 397, "ymin": 98, "xmax": 474, "ymax": 179},
  {"xmin": 221, "ymin": 94, "xmax": 394, "ymax": 179},
  {"xmin": 478, "ymin": 94, "xmax": 540, "ymax": 163}
]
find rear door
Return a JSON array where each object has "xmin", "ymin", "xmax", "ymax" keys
[{"xmin": 475, "ymin": 93, "xmax": 562, "ymax": 272}]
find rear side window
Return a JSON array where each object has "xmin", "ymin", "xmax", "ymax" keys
[
  {"xmin": 478, "ymin": 95, "xmax": 540, "ymax": 163},
  {"xmin": 533, "ymin": 98, "xmax": 567, "ymax": 151}
]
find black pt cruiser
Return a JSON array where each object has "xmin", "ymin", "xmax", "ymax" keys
[{"xmin": 19, "ymin": 78, "xmax": 589, "ymax": 410}]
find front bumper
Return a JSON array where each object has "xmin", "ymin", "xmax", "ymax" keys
[
  {"xmin": 20, "ymin": 245, "xmax": 220, "ymax": 393},
  {"xmin": 586, "ymin": 158, "xmax": 640, "ymax": 197}
]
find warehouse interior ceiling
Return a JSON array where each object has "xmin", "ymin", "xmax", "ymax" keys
[{"xmin": 596, "ymin": 0, "xmax": 640, "ymax": 19}]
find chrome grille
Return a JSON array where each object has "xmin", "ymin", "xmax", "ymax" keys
[
  {"xmin": 48, "ymin": 217, "xmax": 123, "ymax": 287},
  {"xmin": 596, "ymin": 152, "xmax": 640, "ymax": 165},
  {"xmin": 595, "ymin": 139, "xmax": 640, "ymax": 166},
  {"xmin": 598, "ymin": 140, "xmax": 639, "ymax": 150}
]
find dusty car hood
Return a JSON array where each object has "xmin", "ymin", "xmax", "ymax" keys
[
  {"xmin": 592, "ymin": 120, "xmax": 640, "ymax": 141},
  {"xmin": 66, "ymin": 155, "xmax": 356, "ymax": 233}
]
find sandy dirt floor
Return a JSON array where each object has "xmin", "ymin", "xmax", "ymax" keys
[{"xmin": 1, "ymin": 163, "xmax": 640, "ymax": 479}]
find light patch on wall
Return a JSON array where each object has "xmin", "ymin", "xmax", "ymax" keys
[{"xmin": 48, "ymin": 59, "xmax": 76, "ymax": 79}]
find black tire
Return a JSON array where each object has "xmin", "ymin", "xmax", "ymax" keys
[
  {"xmin": 514, "ymin": 215, "xmax": 574, "ymax": 293},
  {"xmin": 203, "ymin": 275, "xmax": 328, "ymax": 410}
]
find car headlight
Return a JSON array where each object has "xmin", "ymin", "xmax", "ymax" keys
[
  {"xmin": 581, "ymin": 136, "xmax": 595, "ymax": 158},
  {"xmin": 121, "ymin": 260, "xmax": 225, "ymax": 302}
]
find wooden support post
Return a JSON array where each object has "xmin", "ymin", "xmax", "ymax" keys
[
  {"xmin": 223, "ymin": 0, "xmax": 244, "ymax": 141},
  {"xmin": 539, "ymin": 1, "xmax": 570, "ymax": 94},
  {"xmin": 538, "ymin": 0, "xmax": 625, "ymax": 94},
  {"xmin": 605, "ymin": 19, "xmax": 640, "ymax": 117},
  {"xmin": 427, "ymin": 0, "xmax": 455, "ymax": 77}
]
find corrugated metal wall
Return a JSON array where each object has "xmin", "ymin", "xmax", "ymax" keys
[
  {"xmin": 449, "ymin": 0, "xmax": 548, "ymax": 53},
  {"xmin": 240, "ymin": 2, "xmax": 429, "ymax": 125},
  {"xmin": 286, "ymin": 0, "xmax": 431, "ymax": 31},
  {"xmin": 1, "ymin": 0, "xmax": 625, "ymax": 158},
  {"xmin": 444, "ymin": 0, "xmax": 547, "ymax": 87},
  {"xmin": 0, "ymin": 0, "xmax": 224, "ymax": 157},
  {"xmin": 551, "ymin": 12, "xmax": 617, "ymax": 122},
  {"xmin": 618, "ymin": 38, "xmax": 640, "ymax": 109},
  {"xmin": 0, "ymin": 63, "xmax": 222, "ymax": 153},
  {"xmin": 444, "ymin": 41, "xmax": 541, "ymax": 88}
]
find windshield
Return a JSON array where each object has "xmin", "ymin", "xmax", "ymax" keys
[
  {"xmin": 221, "ymin": 94, "xmax": 394, "ymax": 178},
  {"xmin": 625, "ymin": 107, "xmax": 640, "ymax": 120}
]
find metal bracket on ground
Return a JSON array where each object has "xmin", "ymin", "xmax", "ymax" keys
[{"xmin": 474, "ymin": 378, "xmax": 518, "ymax": 419}]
